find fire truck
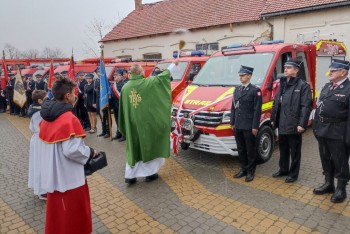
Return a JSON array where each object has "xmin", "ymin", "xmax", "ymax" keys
[
  {"xmin": 172, "ymin": 40, "xmax": 317, "ymax": 163},
  {"xmin": 153, "ymin": 51, "xmax": 208, "ymax": 101},
  {"xmin": 0, "ymin": 58, "xmax": 69, "ymax": 71},
  {"xmin": 105, "ymin": 59, "xmax": 157, "ymax": 80}
]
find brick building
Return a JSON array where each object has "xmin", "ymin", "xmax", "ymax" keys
[{"xmin": 101, "ymin": 0, "xmax": 350, "ymax": 60}]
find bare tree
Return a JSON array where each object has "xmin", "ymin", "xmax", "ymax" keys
[
  {"xmin": 83, "ymin": 15, "xmax": 121, "ymax": 57},
  {"xmin": 21, "ymin": 49, "xmax": 40, "ymax": 59},
  {"xmin": 3, "ymin": 43, "xmax": 21, "ymax": 59},
  {"xmin": 41, "ymin": 47, "xmax": 65, "ymax": 58}
]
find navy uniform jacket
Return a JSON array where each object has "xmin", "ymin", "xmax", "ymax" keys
[
  {"xmin": 93, "ymin": 78, "xmax": 100, "ymax": 109},
  {"xmin": 84, "ymin": 83, "xmax": 95, "ymax": 107},
  {"xmin": 110, "ymin": 80, "xmax": 124, "ymax": 110},
  {"xmin": 35, "ymin": 80, "xmax": 46, "ymax": 90},
  {"xmin": 230, "ymin": 83, "xmax": 262, "ymax": 130},
  {"xmin": 6, "ymin": 79, "xmax": 16, "ymax": 97},
  {"xmin": 271, "ymin": 77, "xmax": 312, "ymax": 134},
  {"xmin": 313, "ymin": 78, "xmax": 350, "ymax": 146},
  {"xmin": 77, "ymin": 79, "xmax": 87, "ymax": 99}
]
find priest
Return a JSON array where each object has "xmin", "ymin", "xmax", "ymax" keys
[{"xmin": 119, "ymin": 59, "xmax": 179, "ymax": 184}]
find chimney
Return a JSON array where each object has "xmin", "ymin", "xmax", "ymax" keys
[{"xmin": 135, "ymin": 0, "xmax": 142, "ymax": 10}]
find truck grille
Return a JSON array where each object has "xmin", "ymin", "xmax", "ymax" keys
[{"xmin": 173, "ymin": 108, "xmax": 223, "ymax": 127}]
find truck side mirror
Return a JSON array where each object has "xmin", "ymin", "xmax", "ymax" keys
[{"xmin": 187, "ymin": 72, "xmax": 196, "ymax": 81}]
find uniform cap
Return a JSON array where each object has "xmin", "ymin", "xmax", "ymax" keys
[
  {"xmin": 61, "ymin": 71, "xmax": 68, "ymax": 75},
  {"xmin": 329, "ymin": 59, "xmax": 350, "ymax": 71},
  {"xmin": 238, "ymin": 65, "xmax": 254, "ymax": 75},
  {"xmin": 85, "ymin": 73, "xmax": 94, "ymax": 79},
  {"xmin": 284, "ymin": 59, "xmax": 302, "ymax": 68},
  {"xmin": 114, "ymin": 68, "xmax": 124, "ymax": 76}
]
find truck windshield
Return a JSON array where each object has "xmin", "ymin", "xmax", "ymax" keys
[
  {"xmin": 155, "ymin": 62, "xmax": 188, "ymax": 81},
  {"xmin": 193, "ymin": 53, "xmax": 274, "ymax": 86},
  {"xmin": 105, "ymin": 66, "xmax": 114, "ymax": 78}
]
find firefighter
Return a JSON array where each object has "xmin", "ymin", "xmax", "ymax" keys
[
  {"xmin": 313, "ymin": 59, "xmax": 350, "ymax": 203},
  {"xmin": 0, "ymin": 81, "xmax": 7, "ymax": 113},
  {"xmin": 110, "ymin": 69, "xmax": 126, "ymax": 141},
  {"xmin": 271, "ymin": 59, "xmax": 312, "ymax": 183},
  {"xmin": 6, "ymin": 73, "xmax": 18, "ymax": 115},
  {"xmin": 230, "ymin": 65, "xmax": 262, "ymax": 182},
  {"xmin": 35, "ymin": 74, "xmax": 46, "ymax": 90},
  {"xmin": 76, "ymin": 72, "xmax": 91, "ymax": 130},
  {"xmin": 26, "ymin": 74, "xmax": 35, "ymax": 107}
]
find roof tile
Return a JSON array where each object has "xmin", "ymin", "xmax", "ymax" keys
[{"xmin": 102, "ymin": 0, "xmax": 349, "ymax": 42}]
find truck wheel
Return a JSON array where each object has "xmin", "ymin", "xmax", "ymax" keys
[
  {"xmin": 256, "ymin": 125, "xmax": 274, "ymax": 164},
  {"xmin": 181, "ymin": 142, "xmax": 190, "ymax": 150}
]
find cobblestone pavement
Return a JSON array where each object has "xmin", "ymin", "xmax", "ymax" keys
[{"xmin": 0, "ymin": 113, "xmax": 349, "ymax": 234}]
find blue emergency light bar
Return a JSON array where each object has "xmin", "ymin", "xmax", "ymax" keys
[
  {"xmin": 111, "ymin": 58, "xmax": 132, "ymax": 63},
  {"xmin": 222, "ymin": 44, "xmax": 256, "ymax": 54},
  {"xmin": 173, "ymin": 50, "xmax": 205, "ymax": 58},
  {"xmin": 260, "ymin": 40, "xmax": 284, "ymax": 45},
  {"xmin": 227, "ymin": 44, "xmax": 243, "ymax": 48}
]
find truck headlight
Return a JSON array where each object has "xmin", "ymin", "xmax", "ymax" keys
[{"xmin": 221, "ymin": 111, "xmax": 231, "ymax": 123}]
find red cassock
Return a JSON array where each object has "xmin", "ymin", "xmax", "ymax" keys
[{"xmin": 40, "ymin": 112, "xmax": 92, "ymax": 234}]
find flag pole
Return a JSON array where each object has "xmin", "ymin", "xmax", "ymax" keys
[{"xmin": 108, "ymin": 108, "xmax": 112, "ymax": 141}]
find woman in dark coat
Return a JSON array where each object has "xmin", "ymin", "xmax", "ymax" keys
[{"xmin": 84, "ymin": 74, "xmax": 97, "ymax": 133}]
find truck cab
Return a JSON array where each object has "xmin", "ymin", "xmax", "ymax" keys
[
  {"xmin": 105, "ymin": 60, "xmax": 156, "ymax": 80},
  {"xmin": 154, "ymin": 51, "xmax": 208, "ymax": 101},
  {"xmin": 172, "ymin": 40, "xmax": 316, "ymax": 163}
]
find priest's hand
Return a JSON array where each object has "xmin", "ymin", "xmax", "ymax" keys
[
  {"xmin": 173, "ymin": 58, "xmax": 179, "ymax": 66},
  {"xmin": 93, "ymin": 149, "xmax": 98, "ymax": 157}
]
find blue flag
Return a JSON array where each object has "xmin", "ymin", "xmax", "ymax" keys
[{"xmin": 99, "ymin": 54, "xmax": 110, "ymax": 114}]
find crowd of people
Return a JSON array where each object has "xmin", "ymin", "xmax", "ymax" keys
[
  {"xmin": 0, "ymin": 67, "xmax": 130, "ymax": 141},
  {"xmin": 231, "ymin": 58, "xmax": 350, "ymax": 204},
  {"xmin": 0, "ymin": 57, "xmax": 349, "ymax": 233}
]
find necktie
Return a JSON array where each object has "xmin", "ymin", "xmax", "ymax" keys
[{"xmin": 331, "ymin": 83, "xmax": 338, "ymax": 90}]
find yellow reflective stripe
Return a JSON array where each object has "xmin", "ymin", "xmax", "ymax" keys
[
  {"xmin": 315, "ymin": 90, "xmax": 320, "ymax": 98},
  {"xmin": 215, "ymin": 124, "xmax": 232, "ymax": 130},
  {"xmin": 262, "ymin": 101, "xmax": 273, "ymax": 111},
  {"xmin": 183, "ymin": 85, "xmax": 198, "ymax": 100},
  {"xmin": 214, "ymin": 87, "xmax": 235, "ymax": 102}
]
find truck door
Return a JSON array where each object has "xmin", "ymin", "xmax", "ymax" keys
[{"xmin": 270, "ymin": 52, "xmax": 292, "ymax": 99}]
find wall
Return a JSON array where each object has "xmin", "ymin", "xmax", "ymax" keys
[
  {"xmin": 269, "ymin": 6, "xmax": 350, "ymax": 60},
  {"xmin": 102, "ymin": 21, "xmax": 271, "ymax": 60}
]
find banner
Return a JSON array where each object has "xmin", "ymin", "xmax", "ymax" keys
[
  {"xmin": 99, "ymin": 50, "xmax": 110, "ymax": 115},
  {"xmin": 47, "ymin": 59, "xmax": 55, "ymax": 89},
  {"xmin": 13, "ymin": 69, "xmax": 27, "ymax": 108},
  {"xmin": 1, "ymin": 51, "xmax": 9, "ymax": 89}
]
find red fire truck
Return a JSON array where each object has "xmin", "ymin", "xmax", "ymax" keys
[
  {"xmin": 172, "ymin": 40, "xmax": 317, "ymax": 163},
  {"xmin": 105, "ymin": 60, "xmax": 157, "ymax": 80},
  {"xmin": 154, "ymin": 51, "xmax": 208, "ymax": 101},
  {"xmin": 0, "ymin": 58, "xmax": 69, "ymax": 71}
]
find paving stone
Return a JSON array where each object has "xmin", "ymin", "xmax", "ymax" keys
[{"xmin": 1, "ymin": 113, "xmax": 350, "ymax": 233}]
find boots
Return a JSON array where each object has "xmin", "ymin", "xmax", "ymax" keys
[
  {"xmin": 331, "ymin": 180, "xmax": 347, "ymax": 203},
  {"xmin": 313, "ymin": 176, "xmax": 335, "ymax": 195}
]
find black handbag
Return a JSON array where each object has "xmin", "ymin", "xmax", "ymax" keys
[{"xmin": 84, "ymin": 151, "xmax": 108, "ymax": 176}]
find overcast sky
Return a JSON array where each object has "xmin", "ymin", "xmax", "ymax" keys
[{"xmin": 0, "ymin": 0, "xmax": 159, "ymax": 59}]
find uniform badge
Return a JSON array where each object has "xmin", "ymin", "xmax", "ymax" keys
[
  {"xmin": 234, "ymin": 101, "xmax": 240, "ymax": 109},
  {"xmin": 257, "ymin": 91, "xmax": 261, "ymax": 96},
  {"xmin": 335, "ymin": 94, "xmax": 345, "ymax": 97},
  {"xmin": 340, "ymin": 85, "xmax": 344, "ymax": 89}
]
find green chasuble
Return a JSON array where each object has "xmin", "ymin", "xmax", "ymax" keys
[{"xmin": 118, "ymin": 70, "xmax": 171, "ymax": 166}]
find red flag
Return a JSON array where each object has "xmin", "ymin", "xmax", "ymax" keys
[
  {"xmin": 47, "ymin": 59, "xmax": 55, "ymax": 89},
  {"xmin": 1, "ymin": 51, "xmax": 9, "ymax": 89},
  {"xmin": 68, "ymin": 55, "xmax": 75, "ymax": 81}
]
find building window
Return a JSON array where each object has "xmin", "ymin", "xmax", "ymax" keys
[
  {"xmin": 143, "ymin": 53, "xmax": 162, "ymax": 60},
  {"xmin": 196, "ymin": 42, "xmax": 219, "ymax": 51},
  {"xmin": 117, "ymin": 55, "xmax": 132, "ymax": 60}
]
